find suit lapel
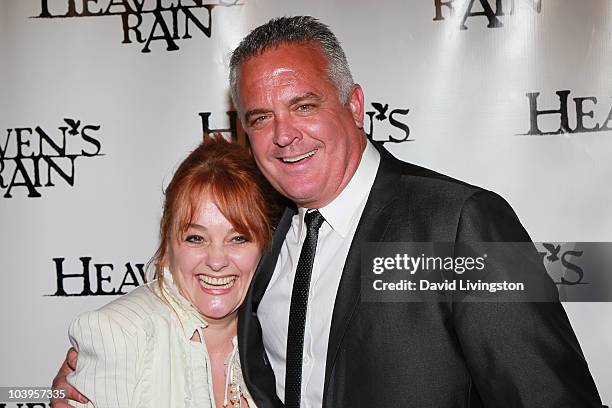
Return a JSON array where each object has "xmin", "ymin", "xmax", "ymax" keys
[
  {"xmin": 322, "ymin": 150, "xmax": 400, "ymax": 405},
  {"xmin": 238, "ymin": 206, "xmax": 295, "ymax": 407}
]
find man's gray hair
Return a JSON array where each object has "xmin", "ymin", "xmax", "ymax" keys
[{"xmin": 229, "ymin": 16, "xmax": 355, "ymax": 112}]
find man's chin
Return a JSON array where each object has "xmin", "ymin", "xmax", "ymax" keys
[
  {"xmin": 288, "ymin": 193, "xmax": 329, "ymax": 209},
  {"xmin": 272, "ymin": 178, "xmax": 330, "ymax": 207}
]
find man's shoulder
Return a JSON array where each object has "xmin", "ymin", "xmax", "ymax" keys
[
  {"xmin": 371, "ymin": 146, "xmax": 530, "ymax": 241},
  {"xmin": 373, "ymin": 145, "xmax": 523, "ymax": 230},
  {"xmin": 378, "ymin": 148, "xmax": 486, "ymax": 204}
]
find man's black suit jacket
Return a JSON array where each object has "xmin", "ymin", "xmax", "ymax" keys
[{"xmin": 238, "ymin": 145, "xmax": 603, "ymax": 407}]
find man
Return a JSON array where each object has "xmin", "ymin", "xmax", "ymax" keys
[
  {"xmin": 54, "ymin": 16, "xmax": 603, "ymax": 408},
  {"xmin": 229, "ymin": 16, "xmax": 603, "ymax": 408}
]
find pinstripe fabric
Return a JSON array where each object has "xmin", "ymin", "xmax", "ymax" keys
[{"xmin": 67, "ymin": 274, "xmax": 256, "ymax": 408}]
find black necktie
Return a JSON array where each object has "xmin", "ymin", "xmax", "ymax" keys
[{"xmin": 285, "ymin": 210, "xmax": 325, "ymax": 408}]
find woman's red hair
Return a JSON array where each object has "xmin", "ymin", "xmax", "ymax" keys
[{"xmin": 151, "ymin": 135, "xmax": 280, "ymax": 288}]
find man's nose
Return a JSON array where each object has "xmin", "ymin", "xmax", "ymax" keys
[
  {"xmin": 205, "ymin": 243, "xmax": 230, "ymax": 271},
  {"xmin": 273, "ymin": 116, "xmax": 301, "ymax": 147}
]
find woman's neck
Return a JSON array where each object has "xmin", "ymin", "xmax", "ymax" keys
[{"xmin": 201, "ymin": 314, "xmax": 238, "ymax": 353}]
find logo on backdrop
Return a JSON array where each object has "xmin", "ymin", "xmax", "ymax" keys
[
  {"xmin": 0, "ymin": 118, "xmax": 103, "ymax": 198},
  {"xmin": 199, "ymin": 110, "xmax": 248, "ymax": 145},
  {"xmin": 49, "ymin": 257, "xmax": 147, "ymax": 296},
  {"xmin": 33, "ymin": 0, "xmax": 240, "ymax": 53},
  {"xmin": 538, "ymin": 243, "xmax": 585, "ymax": 286},
  {"xmin": 519, "ymin": 90, "xmax": 612, "ymax": 135},
  {"xmin": 199, "ymin": 102, "xmax": 413, "ymax": 145},
  {"xmin": 365, "ymin": 102, "xmax": 412, "ymax": 144},
  {"xmin": 433, "ymin": 0, "xmax": 541, "ymax": 30}
]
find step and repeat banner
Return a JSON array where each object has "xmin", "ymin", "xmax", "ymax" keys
[{"xmin": 1, "ymin": 0, "xmax": 611, "ymax": 404}]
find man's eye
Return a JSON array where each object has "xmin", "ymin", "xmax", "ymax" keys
[
  {"xmin": 185, "ymin": 235, "xmax": 204, "ymax": 244},
  {"xmin": 250, "ymin": 116, "xmax": 268, "ymax": 126},
  {"xmin": 297, "ymin": 104, "xmax": 313, "ymax": 111}
]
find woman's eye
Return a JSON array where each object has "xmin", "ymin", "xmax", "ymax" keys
[
  {"xmin": 185, "ymin": 234, "xmax": 204, "ymax": 244},
  {"xmin": 231, "ymin": 235, "xmax": 250, "ymax": 244}
]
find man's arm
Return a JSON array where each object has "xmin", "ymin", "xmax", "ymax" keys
[
  {"xmin": 453, "ymin": 190, "xmax": 603, "ymax": 407},
  {"xmin": 51, "ymin": 348, "xmax": 88, "ymax": 408}
]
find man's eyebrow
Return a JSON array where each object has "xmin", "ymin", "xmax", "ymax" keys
[
  {"xmin": 289, "ymin": 92, "xmax": 322, "ymax": 106},
  {"xmin": 244, "ymin": 108, "xmax": 271, "ymax": 123}
]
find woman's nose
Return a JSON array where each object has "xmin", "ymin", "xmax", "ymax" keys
[{"xmin": 205, "ymin": 243, "xmax": 230, "ymax": 271}]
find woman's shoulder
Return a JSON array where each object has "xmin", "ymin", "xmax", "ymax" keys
[{"xmin": 71, "ymin": 282, "xmax": 170, "ymax": 336}]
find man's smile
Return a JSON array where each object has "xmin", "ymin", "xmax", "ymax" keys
[{"xmin": 279, "ymin": 149, "xmax": 318, "ymax": 163}]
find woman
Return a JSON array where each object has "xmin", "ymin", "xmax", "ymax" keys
[{"xmin": 63, "ymin": 136, "xmax": 278, "ymax": 408}]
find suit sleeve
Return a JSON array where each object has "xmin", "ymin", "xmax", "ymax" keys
[
  {"xmin": 67, "ymin": 309, "xmax": 147, "ymax": 408},
  {"xmin": 452, "ymin": 190, "xmax": 603, "ymax": 407}
]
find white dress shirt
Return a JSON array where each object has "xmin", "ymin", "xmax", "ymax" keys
[{"xmin": 257, "ymin": 141, "xmax": 380, "ymax": 407}]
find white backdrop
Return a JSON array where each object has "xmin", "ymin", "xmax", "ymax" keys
[{"xmin": 1, "ymin": 0, "xmax": 611, "ymax": 404}]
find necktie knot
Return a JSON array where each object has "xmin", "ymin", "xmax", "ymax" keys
[{"xmin": 305, "ymin": 210, "xmax": 324, "ymax": 232}]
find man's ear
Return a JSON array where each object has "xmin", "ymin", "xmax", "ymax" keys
[{"xmin": 348, "ymin": 84, "xmax": 365, "ymax": 129}]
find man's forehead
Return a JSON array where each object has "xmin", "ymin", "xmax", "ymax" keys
[
  {"xmin": 241, "ymin": 43, "xmax": 326, "ymax": 73},
  {"xmin": 240, "ymin": 48, "xmax": 327, "ymax": 90},
  {"xmin": 253, "ymin": 66, "xmax": 301, "ymax": 85},
  {"xmin": 236, "ymin": 42, "xmax": 337, "ymax": 114}
]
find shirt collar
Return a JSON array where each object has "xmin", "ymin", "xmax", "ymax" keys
[
  {"xmin": 298, "ymin": 140, "xmax": 380, "ymax": 238},
  {"xmin": 154, "ymin": 268, "xmax": 209, "ymax": 339}
]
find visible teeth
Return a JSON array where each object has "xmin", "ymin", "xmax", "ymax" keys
[
  {"xmin": 282, "ymin": 149, "xmax": 317, "ymax": 163},
  {"xmin": 199, "ymin": 275, "xmax": 236, "ymax": 289}
]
